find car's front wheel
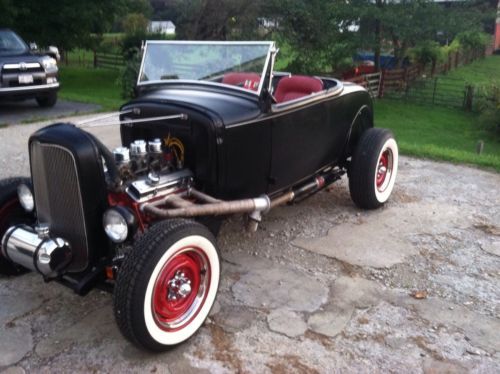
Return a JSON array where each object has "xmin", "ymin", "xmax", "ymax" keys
[
  {"xmin": 36, "ymin": 92, "xmax": 57, "ymax": 108},
  {"xmin": 348, "ymin": 128, "xmax": 399, "ymax": 209},
  {"xmin": 113, "ymin": 219, "xmax": 220, "ymax": 351}
]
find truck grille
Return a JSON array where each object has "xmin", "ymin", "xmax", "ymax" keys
[
  {"xmin": 1, "ymin": 63, "xmax": 44, "ymax": 74},
  {"xmin": 30, "ymin": 141, "xmax": 89, "ymax": 272}
]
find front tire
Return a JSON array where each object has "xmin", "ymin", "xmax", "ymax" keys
[
  {"xmin": 113, "ymin": 219, "xmax": 220, "ymax": 351},
  {"xmin": 349, "ymin": 128, "xmax": 399, "ymax": 209},
  {"xmin": 0, "ymin": 177, "xmax": 35, "ymax": 275},
  {"xmin": 36, "ymin": 92, "xmax": 57, "ymax": 108}
]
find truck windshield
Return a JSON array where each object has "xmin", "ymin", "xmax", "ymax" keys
[
  {"xmin": 138, "ymin": 41, "xmax": 273, "ymax": 94},
  {"xmin": 0, "ymin": 30, "xmax": 28, "ymax": 56}
]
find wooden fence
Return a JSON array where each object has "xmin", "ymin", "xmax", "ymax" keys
[
  {"xmin": 94, "ymin": 52, "xmax": 124, "ymax": 70},
  {"xmin": 343, "ymin": 46, "xmax": 495, "ymax": 110}
]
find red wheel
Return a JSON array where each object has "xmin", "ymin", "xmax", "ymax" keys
[
  {"xmin": 376, "ymin": 148, "xmax": 395, "ymax": 194},
  {"xmin": 113, "ymin": 219, "xmax": 220, "ymax": 351},
  {"xmin": 152, "ymin": 247, "xmax": 210, "ymax": 332}
]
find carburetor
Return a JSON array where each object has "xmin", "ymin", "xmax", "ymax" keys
[{"xmin": 112, "ymin": 138, "xmax": 174, "ymax": 181}]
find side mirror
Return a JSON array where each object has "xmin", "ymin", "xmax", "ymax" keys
[
  {"xmin": 48, "ymin": 46, "xmax": 61, "ymax": 62},
  {"xmin": 29, "ymin": 42, "xmax": 38, "ymax": 51}
]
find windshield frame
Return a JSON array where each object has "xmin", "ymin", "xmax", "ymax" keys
[{"xmin": 137, "ymin": 40, "xmax": 276, "ymax": 97}]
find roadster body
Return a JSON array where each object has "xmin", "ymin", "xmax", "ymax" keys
[{"xmin": 0, "ymin": 41, "xmax": 398, "ymax": 351}]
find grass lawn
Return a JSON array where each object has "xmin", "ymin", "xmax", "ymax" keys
[
  {"xmin": 58, "ymin": 66, "xmax": 125, "ymax": 111},
  {"xmin": 444, "ymin": 55, "xmax": 500, "ymax": 84},
  {"xmin": 375, "ymin": 99, "xmax": 500, "ymax": 172}
]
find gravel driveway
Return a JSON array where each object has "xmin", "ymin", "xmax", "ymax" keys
[
  {"xmin": 0, "ymin": 115, "xmax": 499, "ymax": 373},
  {"xmin": 0, "ymin": 100, "xmax": 100, "ymax": 126}
]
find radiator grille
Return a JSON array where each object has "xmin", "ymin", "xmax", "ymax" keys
[{"xmin": 30, "ymin": 141, "xmax": 89, "ymax": 271}]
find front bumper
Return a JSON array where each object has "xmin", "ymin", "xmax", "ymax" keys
[{"xmin": 0, "ymin": 82, "xmax": 59, "ymax": 98}]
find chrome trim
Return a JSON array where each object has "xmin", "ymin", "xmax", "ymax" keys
[
  {"xmin": 136, "ymin": 40, "xmax": 275, "ymax": 97},
  {"xmin": 0, "ymin": 82, "xmax": 59, "ymax": 93},
  {"xmin": 76, "ymin": 110, "xmax": 133, "ymax": 126},
  {"xmin": 268, "ymin": 47, "xmax": 278, "ymax": 93},
  {"xmin": 3, "ymin": 62, "xmax": 41, "ymax": 69}
]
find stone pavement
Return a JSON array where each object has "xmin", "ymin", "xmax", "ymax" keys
[{"xmin": 0, "ymin": 115, "xmax": 499, "ymax": 373}]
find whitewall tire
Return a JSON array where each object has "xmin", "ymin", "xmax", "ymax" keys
[
  {"xmin": 349, "ymin": 128, "xmax": 399, "ymax": 209},
  {"xmin": 113, "ymin": 219, "xmax": 220, "ymax": 351}
]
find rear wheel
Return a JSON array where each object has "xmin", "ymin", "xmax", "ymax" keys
[
  {"xmin": 113, "ymin": 219, "xmax": 220, "ymax": 351},
  {"xmin": 348, "ymin": 128, "xmax": 399, "ymax": 209},
  {"xmin": 0, "ymin": 178, "xmax": 35, "ymax": 275},
  {"xmin": 36, "ymin": 92, "xmax": 57, "ymax": 108}
]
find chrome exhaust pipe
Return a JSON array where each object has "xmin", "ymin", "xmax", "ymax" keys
[{"xmin": 1, "ymin": 225, "xmax": 72, "ymax": 279}]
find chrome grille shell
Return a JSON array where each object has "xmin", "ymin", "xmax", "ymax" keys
[{"xmin": 30, "ymin": 141, "xmax": 90, "ymax": 272}]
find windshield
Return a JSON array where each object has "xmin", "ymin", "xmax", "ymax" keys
[
  {"xmin": 0, "ymin": 30, "xmax": 28, "ymax": 56},
  {"xmin": 138, "ymin": 41, "xmax": 274, "ymax": 94}
]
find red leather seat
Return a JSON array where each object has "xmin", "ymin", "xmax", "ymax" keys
[
  {"xmin": 222, "ymin": 72, "xmax": 261, "ymax": 91},
  {"xmin": 274, "ymin": 75, "xmax": 324, "ymax": 103}
]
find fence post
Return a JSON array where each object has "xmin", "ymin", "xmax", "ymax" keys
[
  {"xmin": 378, "ymin": 70, "xmax": 385, "ymax": 98},
  {"xmin": 432, "ymin": 77, "xmax": 438, "ymax": 105},
  {"xmin": 464, "ymin": 85, "xmax": 474, "ymax": 111},
  {"xmin": 431, "ymin": 60, "xmax": 436, "ymax": 77},
  {"xmin": 93, "ymin": 50, "xmax": 97, "ymax": 68}
]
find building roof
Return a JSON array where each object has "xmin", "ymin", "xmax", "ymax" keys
[{"xmin": 149, "ymin": 21, "xmax": 175, "ymax": 29}]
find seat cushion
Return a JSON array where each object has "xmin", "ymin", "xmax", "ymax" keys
[
  {"xmin": 274, "ymin": 75, "xmax": 324, "ymax": 103},
  {"xmin": 222, "ymin": 72, "xmax": 261, "ymax": 91}
]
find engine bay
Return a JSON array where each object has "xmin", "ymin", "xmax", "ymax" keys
[{"xmin": 111, "ymin": 137, "xmax": 193, "ymax": 203}]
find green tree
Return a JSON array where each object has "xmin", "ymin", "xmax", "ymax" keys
[
  {"xmin": 122, "ymin": 13, "xmax": 150, "ymax": 34},
  {"xmin": 8, "ymin": 0, "xmax": 144, "ymax": 50},
  {"xmin": 172, "ymin": 0, "xmax": 264, "ymax": 40},
  {"xmin": 0, "ymin": 0, "xmax": 17, "ymax": 27}
]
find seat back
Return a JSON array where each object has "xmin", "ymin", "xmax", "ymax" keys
[
  {"xmin": 222, "ymin": 72, "xmax": 261, "ymax": 91},
  {"xmin": 274, "ymin": 75, "xmax": 324, "ymax": 103}
]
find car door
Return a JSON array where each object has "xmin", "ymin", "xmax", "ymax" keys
[{"xmin": 268, "ymin": 94, "xmax": 349, "ymax": 193}]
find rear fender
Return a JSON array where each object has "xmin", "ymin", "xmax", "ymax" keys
[{"xmin": 343, "ymin": 104, "xmax": 374, "ymax": 161}]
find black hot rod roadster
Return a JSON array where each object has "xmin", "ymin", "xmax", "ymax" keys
[{"xmin": 0, "ymin": 41, "xmax": 398, "ymax": 351}]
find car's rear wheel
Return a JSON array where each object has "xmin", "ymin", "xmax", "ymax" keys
[
  {"xmin": 113, "ymin": 219, "xmax": 220, "ymax": 351},
  {"xmin": 36, "ymin": 92, "xmax": 57, "ymax": 108},
  {"xmin": 0, "ymin": 178, "xmax": 35, "ymax": 275},
  {"xmin": 348, "ymin": 128, "xmax": 398, "ymax": 209}
]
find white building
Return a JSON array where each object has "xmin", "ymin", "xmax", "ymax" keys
[{"xmin": 149, "ymin": 21, "xmax": 176, "ymax": 35}]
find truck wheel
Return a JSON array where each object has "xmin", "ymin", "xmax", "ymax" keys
[
  {"xmin": 349, "ymin": 128, "xmax": 398, "ymax": 209},
  {"xmin": 113, "ymin": 219, "xmax": 220, "ymax": 351},
  {"xmin": 0, "ymin": 178, "xmax": 35, "ymax": 275},
  {"xmin": 36, "ymin": 92, "xmax": 57, "ymax": 108}
]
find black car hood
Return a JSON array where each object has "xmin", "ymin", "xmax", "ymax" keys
[{"xmin": 128, "ymin": 86, "xmax": 263, "ymax": 126}]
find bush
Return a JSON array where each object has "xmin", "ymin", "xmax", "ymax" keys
[
  {"xmin": 119, "ymin": 31, "xmax": 175, "ymax": 99},
  {"xmin": 409, "ymin": 41, "xmax": 443, "ymax": 67},
  {"xmin": 474, "ymin": 83, "xmax": 500, "ymax": 139},
  {"xmin": 456, "ymin": 31, "xmax": 490, "ymax": 52}
]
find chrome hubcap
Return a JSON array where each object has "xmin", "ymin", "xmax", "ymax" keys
[{"xmin": 167, "ymin": 271, "xmax": 192, "ymax": 300}]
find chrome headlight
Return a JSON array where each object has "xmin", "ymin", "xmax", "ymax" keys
[
  {"xmin": 17, "ymin": 184, "xmax": 34, "ymax": 212},
  {"xmin": 41, "ymin": 57, "xmax": 57, "ymax": 70},
  {"xmin": 103, "ymin": 207, "xmax": 136, "ymax": 243}
]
